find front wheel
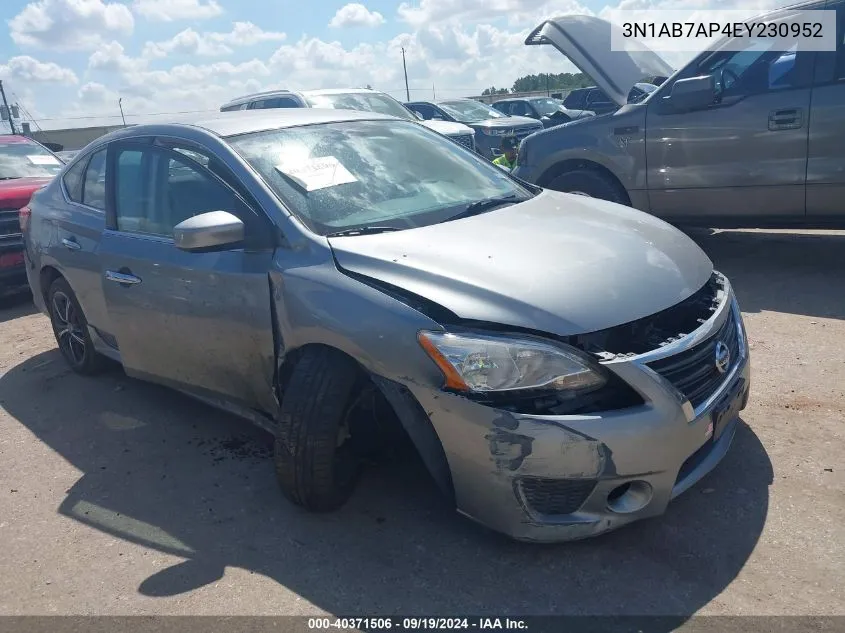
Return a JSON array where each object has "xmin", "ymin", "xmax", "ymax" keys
[
  {"xmin": 273, "ymin": 347, "xmax": 364, "ymax": 512},
  {"xmin": 547, "ymin": 169, "xmax": 629, "ymax": 205}
]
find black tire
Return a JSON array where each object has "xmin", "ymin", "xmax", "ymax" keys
[
  {"xmin": 547, "ymin": 169, "xmax": 629, "ymax": 205},
  {"xmin": 273, "ymin": 347, "xmax": 364, "ymax": 512},
  {"xmin": 47, "ymin": 277, "xmax": 106, "ymax": 375}
]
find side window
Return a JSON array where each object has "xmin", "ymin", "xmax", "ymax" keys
[
  {"xmin": 511, "ymin": 101, "xmax": 529, "ymax": 116},
  {"xmin": 114, "ymin": 146, "xmax": 243, "ymax": 239},
  {"xmin": 82, "ymin": 149, "xmax": 107, "ymax": 210},
  {"xmin": 587, "ymin": 90, "xmax": 611, "ymax": 108},
  {"xmin": 409, "ymin": 103, "xmax": 436, "ymax": 119},
  {"xmin": 62, "ymin": 157, "xmax": 87, "ymax": 203},
  {"xmin": 491, "ymin": 102, "xmax": 508, "ymax": 114},
  {"xmin": 699, "ymin": 38, "xmax": 814, "ymax": 95}
]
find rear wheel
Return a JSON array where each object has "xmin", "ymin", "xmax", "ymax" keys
[
  {"xmin": 273, "ymin": 347, "xmax": 365, "ymax": 512},
  {"xmin": 47, "ymin": 277, "xmax": 105, "ymax": 375},
  {"xmin": 547, "ymin": 169, "xmax": 629, "ymax": 205}
]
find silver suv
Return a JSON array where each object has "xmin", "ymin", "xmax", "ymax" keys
[
  {"xmin": 22, "ymin": 109, "xmax": 750, "ymax": 542},
  {"xmin": 220, "ymin": 87, "xmax": 477, "ymax": 153}
]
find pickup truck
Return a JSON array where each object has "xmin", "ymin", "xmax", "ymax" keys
[
  {"xmin": 513, "ymin": 0, "xmax": 845, "ymax": 228},
  {"xmin": 0, "ymin": 135, "xmax": 63, "ymax": 297}
]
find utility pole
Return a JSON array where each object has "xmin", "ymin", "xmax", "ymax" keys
[
  {"xmin": 432, "ymin": 82, "xmax": 436, "ymax": 100},
  {"xmin": 0, "ymin": 81, "xmax": 17, "ymax": 135},
  {"xmin": 118, "ymin": 98, "xmax": 127, "ymax": 126},
  {"xmin": 401, "ymin": 47, "xmax": 410, "ymax": 101}
]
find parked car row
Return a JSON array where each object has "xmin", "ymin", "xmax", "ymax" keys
[{"xmin": 220, "ymin": 88, "xmax": 478, "ymax": 153}]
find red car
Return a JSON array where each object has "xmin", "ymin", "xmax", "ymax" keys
[{"xmin": 0, "ymin": 135, "xmax": 64, "ymax": 297}]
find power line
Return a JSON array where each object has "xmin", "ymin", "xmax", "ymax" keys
[
  {"xmin": 32, "ymin": 107, "xmax": 222, "ymax": 123},
  {"xmin": 11, "ymin": 93, "xmax": 43, "ymax": 133}
]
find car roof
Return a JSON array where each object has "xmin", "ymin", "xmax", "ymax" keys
[
  {"xmin": 220, "ymin": 89, "xmax": 301, "ymax": 109},
  {"xmin": 302, "ymin": 88, "xmax": 381, "ymax": 96},
  {"xmin": 101, "ymin": 108, "xmax": 398, "ymax": 142}
]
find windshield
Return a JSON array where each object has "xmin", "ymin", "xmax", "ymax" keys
[
  {"xmin": 228, "ymin": 120, "xmax": 530, "ymax": 236},
  {"xmin": 304, "ymin": 92, "xmax": 417, "ymax": 122},
  {"xmin": 438, "ymin": 100, "xmax": 509, "ymax": 123},
  {"xmin": 0, "ymin": 138, "xmax": 63, "ymax": 179},
  {"xmin": 529, "ymin": 98, "xmax": 565, "ymax": 116}
]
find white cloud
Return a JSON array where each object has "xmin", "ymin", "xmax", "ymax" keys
[
  {"xmin": 9, "ymin": 0, "xmax": 134, "ymax": 51},
  {"xmin": 209, "ymin": 21, "xmax": 286, "ymax": 46},
  {"xmin": 89, "ymin": 41, "xmax": 147, "ymax": 73},
  {"xmin": 0, "ymin": 56, "xmax": 78, "ymax": 84},
  {"xmin": 38, "ymin": 0, "xmax": 782, "ymax": 129},
  {"xmin": 78, "ymin": 82, "xmax": 117, "ymax": 104},
  {"xmin": 329, "ymin": 3, "xmax": 386, "ymax": 28},
  {"xmin": 132, "ymin": 0, "xmax": 223, "ymax": 22},
  {"xmin": 143, "ymin": 28, "xmax": 233, "ymax": 58},
  {"xmin": 397, "ymin": 0, "xmax": 554, "ymax": 27},
  {"xmin": 143, "ymin": 22, "xmax": 286, "ymax": 58}
]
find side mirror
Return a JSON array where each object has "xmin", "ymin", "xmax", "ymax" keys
[
  {"xmin": 174, "ymin": 210, "xmax": 244, "ymax": 251},
  {"xmin": 668, "ymin": 75, "xmax": 716, "ymax": 111}
]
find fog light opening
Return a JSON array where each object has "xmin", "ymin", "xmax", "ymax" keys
[{"xmin": 607, "ymin": 480, "xmax": 653, "ymax": 514}]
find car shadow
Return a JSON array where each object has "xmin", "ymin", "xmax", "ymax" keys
[
  {"xmin": 0, "ymin": 350, "xmax": 772, "ymax": 623},
  {"xmin": 683, "ymin": 228, "xmax": 845, "ymax": 320},
  {"xmin": 0, "ymin": 292, "xmax": 36, "ymax": 324}
]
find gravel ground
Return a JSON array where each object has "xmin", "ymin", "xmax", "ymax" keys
[{"xmin": 0, "ymin": 228, "xmax": 843, "ymax": 621}]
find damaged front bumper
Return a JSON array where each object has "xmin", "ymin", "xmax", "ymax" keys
[{"xmin": 402, "ymin": 293, "xmax": 751, "ymax": 543}]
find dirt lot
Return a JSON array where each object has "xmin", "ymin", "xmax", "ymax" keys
[{"xmin": 0, "ymin": 228, "xmax": 843, "ymax": 620}]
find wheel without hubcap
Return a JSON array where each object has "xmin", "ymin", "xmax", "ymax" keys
[{"xmin": 47, "ymin": 277, "xmax": 105, "ymax": 375}]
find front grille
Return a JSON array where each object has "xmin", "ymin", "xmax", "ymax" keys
[
  {"xmin": 0, "ymin": 210, "xmax": 22, "ymax": 243},
  {"xmin": 647, "ymin": 307, "xmax": 741, "ymax": 409},
  {"xmin": 517, "ymin": 477, "xmax": 596, "ymax": 516},
  {"xmin": 515, "ymin": 126, "xmax": 542, "ymax": 140},
  {"xmin": 449, "ymin": 133, "xmax": 475, "ymax": 151}
]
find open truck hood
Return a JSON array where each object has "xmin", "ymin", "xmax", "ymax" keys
[
  {"xmin": 329, "ymin": 190, "xmax": 712, "ymax": 337},
  {"xmin": 526, "ymin": 15, "xmax": 674, "ymax": 107}
]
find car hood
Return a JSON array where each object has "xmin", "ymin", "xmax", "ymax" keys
[
  {"xmin": 558, "ymin": 107, "xmax": 594, "ymax": 118},
  {"xmin": 470, "ymin": 115, "xmax": 541, "ymax": 130},
  {"xmin": 0, "ymin": 176, "xmax": 53, "ymax": 208},
  {"xmin": 328, "ymin": 190, "xmax": 713, "ymax": 336},
  {"xmin": 525, "ymin": 15, "xmax": 674, "ymax": 107},
  {"xmin": 420, "ymin": 120, "xmax": 475, "ymax": 136}
]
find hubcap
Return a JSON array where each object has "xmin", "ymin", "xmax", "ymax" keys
[{"xmin": 52, "ymin": 291, "xmax": 86, "ymax": 365}]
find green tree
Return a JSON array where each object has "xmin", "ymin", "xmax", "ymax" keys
[
  {"xmin": 481, "ymin": 86, "xmax": 509, "ymax": 96},
  {"xmin": 510, "ymin": 72, "xmax": 592, "ymax": 94}
]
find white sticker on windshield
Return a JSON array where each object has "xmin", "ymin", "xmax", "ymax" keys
[
  {"xmin": 27, "ymin": 154, "xmax": 60, "ymax": 166},
  {"xmin": 275, "ymin": 156, "xmax": 357, "ymax": 191}
]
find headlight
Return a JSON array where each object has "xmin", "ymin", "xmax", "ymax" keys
[{"xmin": 418, "ymin": 331, "xmax": 606, "ymax": 394}]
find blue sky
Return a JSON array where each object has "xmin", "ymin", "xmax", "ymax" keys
[{"xmin": 0, "ymin": 0, "xmax": 779, "ymax": 130}]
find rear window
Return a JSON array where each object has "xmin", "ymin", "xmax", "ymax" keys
[{"xmin": 0, "ymin": 138, "xmax": 63, "ymax": 179}]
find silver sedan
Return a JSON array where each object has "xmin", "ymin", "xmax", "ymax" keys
[{"xmin": 21, "ymin": 108, "xmax": 750, "ymax": 542}]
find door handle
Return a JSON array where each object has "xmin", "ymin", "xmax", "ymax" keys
[
  {"xmin": 105, "ymin": 270, "xmax": 142, "ymax": 285},
  {"xmin": 768, "ymin": 108, "xmax": 802, "ymax": 130},
  {"xmin": 61, "ymin": 237, "xmax": 81, "ymax": 251}
]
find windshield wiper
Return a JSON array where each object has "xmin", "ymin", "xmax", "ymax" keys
[
  {"xmin": 326, "ymin": 226, "xmax": 404, "ymax": 237},
  {"xmin": 445, "ymin": 194, "xmax": 521, "ymax": 222}
]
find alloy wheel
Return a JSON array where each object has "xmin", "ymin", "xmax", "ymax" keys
[{"xmin": 52, "ymin": 291, "xmax": 87, "ymax": 366}]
